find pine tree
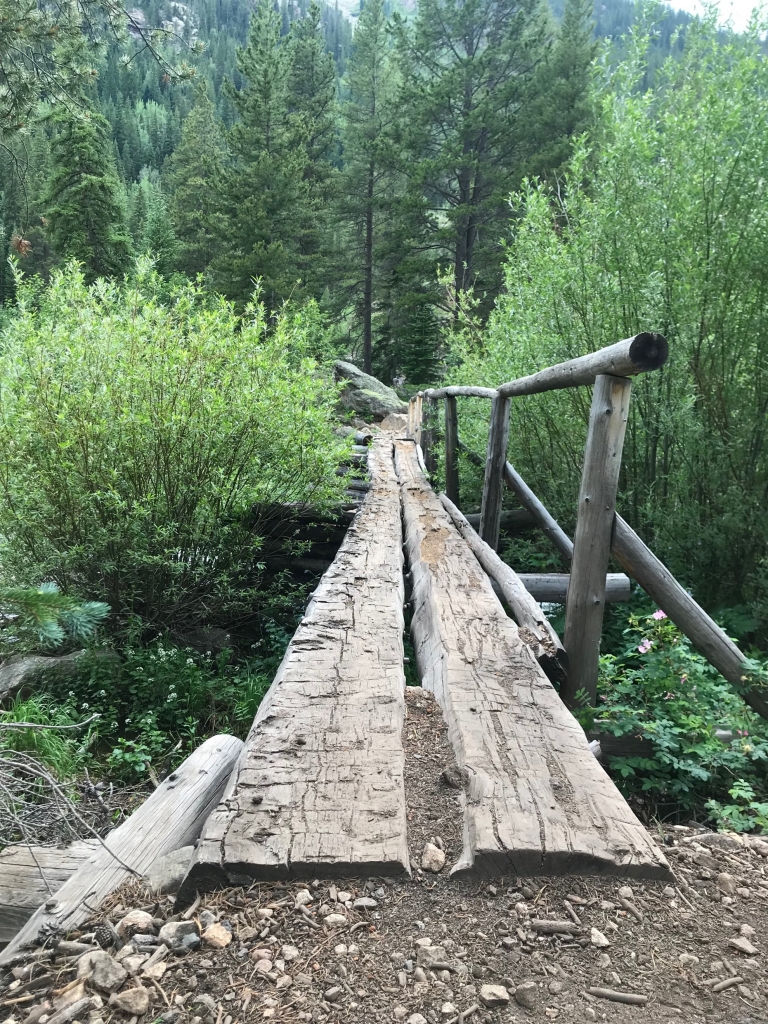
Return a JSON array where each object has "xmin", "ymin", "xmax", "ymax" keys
[
  {"xmin": 42, "ymin": 105, "xmax": 133, "ymax": 282},
  {"xmin": 337, "ymin": 0, "xmax": 399, "ymax": 372},
  {"xmin": 165, "ymin": 89, "xmax": 226, "ymax": 277},
  {"xmin": 392, "ymin": 0, "xmax": 550, "ymax": 307}
]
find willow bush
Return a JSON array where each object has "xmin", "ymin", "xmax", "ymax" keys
[
  {"xmin": 0, "ymin": 260, "xmax": 348, "ymax": 637},
  {"xmin": 449, "ymin": 13, "xmax": 768, "ymax": 637}
]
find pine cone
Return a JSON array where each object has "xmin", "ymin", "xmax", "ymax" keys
[{"xmin": 94, "ymin": 923, "xmax": 115, "ymax": 949}]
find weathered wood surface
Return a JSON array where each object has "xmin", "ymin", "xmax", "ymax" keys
[
  {"xmin": 422, "ymin": 396, "xmax": 437, "ymax": 475},
  {"xmin": 425, "ymin": 386, "xmax": 497, "ymax": 399},
  {"xmin": 464, "ymin": 509, "xmax": 536, "ymax": 532},
  {"xmin": 497, "ymin": 334, "xmax": 668, "ymax": 398},
  {"xmin": 478, "ymin": 395, "xmax": 511, "ymax": 551},
  {"xmin": 517, "ymin": 573, "xmax": 630, "ymax": 603},
  {"xmin": 178, "ymin": 435, "xmax": 409, "ymax": 901},
  {"xmin": 440, "ymin": 493, "xmax": 568, "ymax": 686},
  {"xmin": 0, "ymin": 734, "xmax": 243, "ymax": 963},
  {"xmin": 0, "ymin": 841, "xmax": 98, "ymax": 944},
  {"xmin": 444, "ymin": 394, "xmax": 460, "ymax": 505},
  {"xmin": 562, "ymin": 376, "xmax": 632, "ymax": 707},
  {"xmin": 396, "ymin": 438, "xmax": 670, "ymax": 880},
  {"xmin": 612, "ymin": 514, "xmax": 768, "ymax": 720}
]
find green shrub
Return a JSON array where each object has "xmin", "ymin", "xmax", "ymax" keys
[
  {"xmin": 0, "ymin": 694, "xmax": 94, "ymax": 776},
  {"xmin": 592, "ymin": 609, "xmax": 768, "ymax": 831},
  {"xmin": 0, "ymin": 260, "xmax": 348, "ymax": 638}
]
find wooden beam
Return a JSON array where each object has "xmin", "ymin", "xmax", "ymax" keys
[
  {"xmin": 396, "ymin": 438, "xmax": 671, "ymax": 880},
  {"xmin": 464, "ymin": 509, "xmax": 536, "ymax": 532},
  {"xmin": 177, "ymin": 435, "xmax": 409, "ymax": 900},
  {"xmin": 444, "ymin": 394, "xmax": 459, "ymax": 505},
  {"xmin": 497, "ymin": 334, "xmax": 668, "ymax": 398},
  {"xmin": 425, "ymin": 386, "xmax": 497, "ymax": 399},
  {"xmin": 440, "ymin": 494, "xmax": 568, "ymax": 686},
  {"xmin": 518, "ymin": 573, "xmax": 630, "ymax": 603},
  {"xmin": 611, "ymin": 515, "xmax": 768, "ymax": 721},
  {"xmin": 562, "ymin": 375, "xmax": 632, "ymax": 708},
  {"xmin": 422, "ymin": 395, "xmax": 437, "ymax": 475},
  {"xmin": 0, "ymin": 733, "xmax": 243, "ymax": 964},
  {"xmin": 479, "ymin": 394, "xmax": 511, "ymax": 550}
]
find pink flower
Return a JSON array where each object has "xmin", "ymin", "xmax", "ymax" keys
[
  {"xmin": 652, "ymin": 609, "xmax": 667, "ymax": 620},
  {"xmin": 637, "ymin": 639, "xmax": 653, "ymax": 654},
  {"xmin": 680, "ymin": 674, "xmax": 688, "ymax": 684},
  {"xmin": 664, "ymin": 691, "xmax": 675, "ymax": 700}
]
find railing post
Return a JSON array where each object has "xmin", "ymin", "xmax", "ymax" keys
[
  {"xmin": 444, "ymin": 394, "xmax": 459, "ymax": 505},
  {"xmin": 422, "ymin": 396, "xmax": 437, "ymax": 475},
  {"xmin": 561, "ymin": 374, "xmax": 632, "ymax": 708},
  {"xmin": 414, "ymin": 391, "xmax": 424, "ymax": 447},
  {"xmin": 479, "ymin": 393, "xmax": 510, "ymax": 551}
]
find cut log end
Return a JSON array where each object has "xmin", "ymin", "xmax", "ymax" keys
[{"xmin": 628, "ymin": 332, "xmax": 668, "ymax": 372}]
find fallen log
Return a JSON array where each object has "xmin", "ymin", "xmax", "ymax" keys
[
  {"xmin": 177, "ymin": 434, "xmax": 409, "ymax": 900},
  {"xmin": 516, "ymin": 573, "xmax": 630, "ymax": 603},
  {"xmin": 0, "ymin": 841, "xmax": 98, "ymax": 945},
  {"xmin": 440, "ymin": 493, "xmax": 568, "ymax": 686},
  {"xmin": 0, "ymin": 734, "xmax": 243, "ymax": 963},
  {"xmin": 397, "ymin": 438, "xmax": 671, "ymax": 880}
]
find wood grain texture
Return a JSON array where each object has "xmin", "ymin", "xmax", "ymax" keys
[
  {"xmin": 497, "ymin": 334, "xmax": 668, "ymax": 398},
  {"xmin": 440, "ymin": 493, "xmax": 567, "ymax": 687},
  {"xmin": 479, "ymin": 395, "xmax": 511, "ymax": 551},
  {"xmin": 444, "ymin": 395, "xmax": 459, "ymax": 505},
  {"xmin": 0, "ymin": 842, "xmax": 98, "ymax": 944},
  {"xmin": 178, "ymin": 435, "xmax": 409, "ymax": 901},
  {"xmin": 518, "ymin": 573, "xmax": 631, "ymax": 603},
  {"xmin": 396, "ymin": 438, "xmax": 670, "ymax": 880},
  {"xmin": 562, "ymin": 376, "xmax": 632, "ymax": 707},
  {"xmin": 0, "ymin": 734, "xmax": 243, "ymax": 963}
]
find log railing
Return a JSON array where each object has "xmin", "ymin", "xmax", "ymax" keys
[{"xmin": 405, "ymin": 334, "xmax": 768, "ymax": 719}]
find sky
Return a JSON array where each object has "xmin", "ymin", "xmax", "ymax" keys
[{"xmin": 665, "ymin": 0, "xmax": 763, "ymax": 31}]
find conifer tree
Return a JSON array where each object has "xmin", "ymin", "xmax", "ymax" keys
[
  {"xmin": 42, "ymin": 105, "xmax": 132, "ymax": 282},
  {"xmin": 165, "ymin": 90, "xmax": 226, "ymax": 277}
]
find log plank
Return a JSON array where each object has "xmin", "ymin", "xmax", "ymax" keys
[
  {"xmin": 0, "ymin": 734, "xmax": 243, "ymax": 963},
  {"xmin": 396, "ymin": 438, "xmax": 670, "ymax": 880},
  {"xmin": 178, "ymin": 435, "xmax": 409, "ymax": 900}
]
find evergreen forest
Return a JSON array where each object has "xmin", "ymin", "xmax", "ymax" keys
[{"xmin": 2, "ymin": 0, "xmax": 768, "ymax": 837}]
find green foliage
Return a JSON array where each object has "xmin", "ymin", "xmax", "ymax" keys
[
  {"xmin": 0, "ymin": 694, "xmax": 94, "ymax": 776},
  {"xmin": 0, "ymin": 583, "xmax": 109, "ymax": 647},
  {"xmin": 0, "ymin": 261, "xmax": 348, "ymax": 637},
  {"xmin": 449, "ymin": 14, "xmax": 768, "ymax": 636},
  {"xmin": 594, "ymin": 609, "xmax": 768, "ymax": 829}
]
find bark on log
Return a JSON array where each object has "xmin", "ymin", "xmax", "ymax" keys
[
  {"xmin": 178, "ymin": 435, "xmax": 409, "ymax": 901},
  {"xmin": 0, "ymin": 842, "xmax": 99, "ymax": 944},
  {"xmin": 479, "ymin": 395, "xmax": 511, "ymax": 551},
  {"xmin": 611, "ymin": 515, "xmax": 768, "ymax": 720},
  {"xmin": 0, "ymin": 734, "xmax": 243, "ymax": 964},
  {"xmin": 562, "ymin": 376, "xmax": 632, "ymax": 707},
  {"xmin": 425, "ymin": 386, "xmax": 497, "ymax": 399},
  {"xmin": 444, "ymin": 395, "xmax": 460, "ymax": 505},
  {"xmin": 517, "ymin": 573, "xmax": 630, "ymax": 603},
  {"xmin": 440, "ymin": 494, "xmax": 567, "ymax": 686},
  {"xmin": 396, "ymin": 438, "xmax": 670, "ymax": 880},
  {"xmin": 497, "ymin": 334, "xmax": 668, "ymax": 398}
]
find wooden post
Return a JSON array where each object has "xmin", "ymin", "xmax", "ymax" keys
[
  {"xmin": 414, "ymin": 392, "xmax": 424, "ymax": 447},
  {"xmin": 444, "ymin": 394, "xmax": 459, "ymax": 505},
  {"xmin": 422, "ymin": 395, "xmax": 437, "ymax": 475},
  {"xmin": 561, "ymin": 374, "xmax": 632, "ymax": 708},
  {"xmin": 407, "ymin": 398, "xmax": 415, "ymax": 438},
  {"xmin": 479, "ymin": 394, "xmax": 510, "ymax": 550}
]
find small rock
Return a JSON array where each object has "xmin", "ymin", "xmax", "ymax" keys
[
  {"xmin": 416, "ymin": 945, "xmax": 447, "ymax": 967},
  {"xmin": 202, "ymin": 924, "xmax": 231, "ymax": 949},
  {"xmin": 191, "ymin": 994, "xmax": 216, "ymax": 1013},
  {"xmin": 282, "ymin": 945, "xmax": 300, "ymax": 961},
  {"xmin": 590, "ymin": 928, "xmax": 610, "ymax": 948},
  {"xmin": 750, "ymin": 838, "xmax": 768, "ymax": 857},
  {"xmin": 548, "ymin": 980, "xmax": 564, "ymax": 995},
  {"xmin": 717, "ymin": 872, "xmax": 737, "ymax": 894},
  {"xmin": 480, "ymin": 984, "xmax": 510, "ymax": 1007},
  {"xmin": 597, "ymin": 954, "xmax": 611, "ymax": 968},
  {"xmin": 514, "ymin": 981, "xmax": 538, "ymax": 1009},
  {"xmin": 737, "ymin": 984, "xmax": 754, "ymax": 1000},
  {"xmin": 663, "ymin": 886, "xmax": 676, "ymax": 897},
  {"xmin": 414, "ymin": 937, "xmax": 432, "ymax": 947},
  {"xmin": 729, "ymin": 936, "xmax": 758, "ymax": 956},
  {"xmin": 352, "ymin": 897, "xmax": 378, "ymax": 910},
  {"xmin": 295, "ymin": 890, "xmax": 313, "ymax": 907},
  {"xmin": 324, "ymin": 914, "xmax": 347, "ymax": 928},
  {"xmin": 740, "ymin": 924, "xmax": 756, "ymax": 939},
  {"xmin": 679, "ymin": 953, "xmax": 699, "ymax": 966},
  {"xmin": 413, "ymin": 968, "xmax": 428, "ymax": 983},
  {"xmin": 255, "ymin": 909, "xmax": 274, "ymax": 920},
  {"xmin": 294, "ymin": 974, "xmax": 313, "ymax": 989},
  {"xmin": 334, "ymin": 944, "xmax": 348, "ymax": 955},
  {"xmin": 336, "ymin": 891, "xmax": 352, "ymax": 903},
  {"xmin": 617, "ymin": 886, "xmax": 633, "ymax": 899},
  {"xmin": 199, "ymin": 910, "xmax": 218, "ymax": 931},
  {"xmin": 441, "ymin": 1003, "xmax": 457, "ymax": 1017},
  {"xmin": 275, "ymin": 976, "xmax": 292, "ymax": 992},
  {"xmin": 109, "ymin": 987, "xmax": 150, "ymax": 1015},
  {"xmin": 406, "ymin": 1016, "xmax": 427, "ymax": 1024},
  {"xmin": 77, "ymin": 951, "xmax": 128, "ymax": 993},
  {"xmin": 157, "ymin": 921, "xmax": 200, "ymax": 952},
  {"xmin": 323, "ymin": 987, "xmax": 342, "ymax": 1002},
  {"xmin": 145, "ymin": 846, "xmax": 195, "ymax": 895},
  {"xmin": 116, "ymin": 911, "xmax": 155, "ymax": 940},
  {"xmin": 421, "ymin": 843, "xmax": 446, "ymax": 873},
  {"xmin": 253, "ymin": 959, "xmax": 273, "ymax": 974},
  {"xmin": 393, "ymin": 1009, "xmax": 408, "ymax": 1021}
]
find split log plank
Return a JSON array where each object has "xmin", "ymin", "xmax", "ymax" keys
[
  {"xmin": 396, "ymin": 438, "xmax": 670, "ymax": 880},
  {"xmin": 517, "ymin": 573, "xmax": 630, "ymax": 603},
  {"xmin": 479, "ymin": 395, "xmax": 511, "ymax": 551},
  {"xmin": 497, "ymin": 334, "xmax": 668, "ymax": 398},
  {"xmin": 178, "ymin": 434, "xmax": 409, "ymax": 900},
  {"xmin": 562, "ymin": 375, "xmax": 632, "ymax": 707},
  {"xmin": 0, "ymin": 841, "xmax": 98, "ymax": 945},
  {"xmin": 440, "ymin": 493, "xmax": 568, "ymax": 686},
  {"xmin": 0, "ymin": 734, "xmax": 243, "ymax": 964}
]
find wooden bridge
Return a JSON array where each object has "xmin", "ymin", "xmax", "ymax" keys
[{"xmin": 10, "ymin": 332, "xmax": 768, "ymax": 958}]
